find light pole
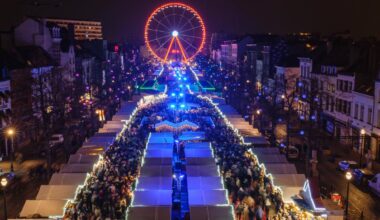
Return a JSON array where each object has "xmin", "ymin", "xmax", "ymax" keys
[
  {"xmin": 345, "ymin": 171, "xmax": 352, "ymax": 218},
  {"xmin": 1, "ymin": 177, "xmax": 8, "ymax": 220},
  {"xmin": 5, "ymin": 128, "xmax": 15, "ymax": 173},
  {"xmin": 359, "ymin": 128, "xmax": 365, "ymax": 167}
]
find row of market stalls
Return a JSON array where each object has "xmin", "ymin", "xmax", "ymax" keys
[
  {"xmin": 127, "ymin": 131, "xmax": 234, "ymax": 220},
  {"xmin": 17, "ymin": 99, "xmax": 140, "ymax": 219},
  {"xmin": 210, "ymin": 96, "xmax": 343, "ymax": 219},
  {"xmin": 211, "ymin": 97, "xmax": 269, "ymax": 147}
]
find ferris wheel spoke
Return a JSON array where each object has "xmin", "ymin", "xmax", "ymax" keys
[
  {"xmin": 148, "ymin": 28, "xmax": 169, "ymax": 34},
  {"xmin": 181, "ymin": 25, "xmax": 202, "ymax": 34},
  {"xmin": 148, "ymin": 34, "xmax": 171, "ymax": 43},
  {"xmin": 175, "ymin": 8, "xmax": 187, "ymax": 29},
  {"xmin": 152, "ymin": 17, "xmax": 171, "ymax": 31},
  {"xmin": 180, "ymin": 33, "xmax": 203, "ymax": 39},
  {"xmin": 155, "ymin": 37, "xmax": 173, "ymax": 51},
  {"xmin": 178, "ymin": 13, "xmax": 196, "ymax": 31},
  {"xmin": 162, "ymin": 9, "xmax": 174, "ymax": 29},
  {"xmin": 178, "ymin": 36, "xmax": 198, "ymax": 51}
]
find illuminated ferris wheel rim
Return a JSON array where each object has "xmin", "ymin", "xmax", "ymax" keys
[{"xmin": 144, "ymin": 2, "xmax": 206, "ymax": 63}]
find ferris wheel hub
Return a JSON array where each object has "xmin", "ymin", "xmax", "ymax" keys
[{"xmin": 172, "ymin": 30, "xmax": 179, "ymax": 37}]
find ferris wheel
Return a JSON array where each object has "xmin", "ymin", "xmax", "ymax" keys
[{"xmin": 144, "ymin": 2, "xmax": 206, "ymax": 63}]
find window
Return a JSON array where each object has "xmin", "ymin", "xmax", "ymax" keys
[
  {"xmin": 347, "ymin": 102, "xmax": 351, "ymax": 116},
  {"xmin": 368, "ymin": 108, "xmax": 373, "ymax": 124},
  {"xmin": 360, "ymin": 105, "xmax": 364, "ymax": 121},
  {"xmin": 348, "ymin": 82, "xmax": 352, "ymax": 92}
]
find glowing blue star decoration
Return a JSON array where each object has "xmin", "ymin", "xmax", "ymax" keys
[
  {"xmin": 300, "ymin": 130, "xmax": 305, "ymax": 135},
  {"xmin": 171, "ymin": 93, "xmax": 176, "ymax": 97},
  {"xmin": 170, "ymin": 104, "xmax": 175, "ymax": 109},
  {"xmin": 180, "ymin": 104, "xmax": 185, "ymax": 108}
]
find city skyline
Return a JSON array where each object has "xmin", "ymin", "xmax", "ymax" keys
[{"xmin": 1, "ymin": 0, "xmax": 380, "ymax": 43}]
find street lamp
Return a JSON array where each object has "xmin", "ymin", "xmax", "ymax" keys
[
  {"xmin": 345, "ymin": 171, "xmax": 352, "ymax": 218},
  {"xmin": 5, "ymin": 128, "xmax": 15, "ymax": 172},
  {"xmin": 359, "ymin": 128, "xmax": 365, "ymax": 167},
  {"xmin": 1, "ymin": 177, "xmax": 8, "ymax": 220}
]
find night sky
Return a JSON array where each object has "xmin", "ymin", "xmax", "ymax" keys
[{"xmin": 1, "ymin": 0, "xmax": 379, "ymax": 43}]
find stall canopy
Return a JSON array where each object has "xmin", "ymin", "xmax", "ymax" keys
[
  {"xmin": 127, "ymin": 206, "xmax": 171, "ymax": 220},
  {"xmin": 60, "ymin": 163, "xmax": 93, "ymax": 173},
  {"xmin": 20, "ymin": 200, "xmax": 67, "ymax": 218},
  {"xmin": 149, "ymin": 132, "xmax": 174, "ymax": 144},
  {"xmin": 49, "ymin": 173, "xmax": 87, "ymax": 185},
  {"xmin": 131, "ymin": 190, "xmax": 172, "ymax": 206},
  {"xmin": 135, "ymin": 177, "xmax": 172, "ymax": 190},
  {"xmin": 179, "ymin": 131, "xmax": 205, "ymax": 141},
  {"xmin": 271, "ymin": 174, "xmax": 306, "ymax": 187},
  {"xmin": 190, "ymin": 206, "xmax": 234, "ymax": 220},
  {"xmin": 36, "ymin": 185, "xmax": 78, "ymax": 200},
  {"xmin": 145, "ymin": 149, "xmax": 173, "ymax": 158},
  {"xmin": 256, "ymin": 154, "xmax": 288, "ymax": 163},
  {"xmin": 68, "ymin": 154, "xmax": 98, "ymax": 164},
  {"xmin": 140, "ymin": 165, "xmax": 172, "ymax": 177},
  {"xmin": 186, "ymin": 165, "xmax": 219, "ymax": 177},
  {"xmin": 188, "ymin": 189, "xmax": 228, "ymax": 206},
  {"xmin": 187, "ymin": 177, "xmax": 224, "ymax": 190},
  {"xmin": 250, "ymin": 147, "xmax": 280, "ymax": 155},
  {"xmin": 264, "ymin": 163, "xmax": 298, "ymax": 174}
]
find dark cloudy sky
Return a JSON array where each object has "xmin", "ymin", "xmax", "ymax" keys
[{"xmin": 1, "ymin": 0, "xmax": 379, "ymax": 43}]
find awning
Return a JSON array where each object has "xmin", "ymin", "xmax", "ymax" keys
[
  {"xmin": 68, "ymin": 154, "xmax": 99, "ymax": 164},
  {"xmin": 127, "ymin": 206, "xmax": 171, "ymax": 220},
  {"xmin": 20, "ymin": 200, "xmax": 67, "ymax": 218},
  {"xmin": 49, "ymin": 173, "xmax": 87, "ymax": 185},
  {"xmin": 190, "ymin": 206, "xmax": 234, "ymax": 220},
  {"xmin": 36, "ymin": 185, "xmax": 78, "ymax": 200},
  {"xmin": 59, "ymin": 163, "xmax": 93, "ymax": 173}
]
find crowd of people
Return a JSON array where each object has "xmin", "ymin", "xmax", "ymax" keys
[
  {"xmin": 62, "ymin": 89, "xmax": 321, "ymax": 219},
  {"xmin": 64, "ymin": 98, "xmax": 168, "ymax": 219}
]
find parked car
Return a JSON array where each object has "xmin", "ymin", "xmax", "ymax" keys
[
  {"xmin": 368, "ymin": 173, "xmax": 380, "ymax": 196},
  {"xmin": 287, "ymin": 146, "xmax": 299, "ymax": 159},
  {"xmin": 338, "ymin": 160, "xmax": 359, "ymax": 172},
  {"xmin": 353, "ymin": 168, "xmax": 374, "ymax": 186},
  {"xmin": 49, "ymin": 134, "xmax": 64, "ymax": 147}
]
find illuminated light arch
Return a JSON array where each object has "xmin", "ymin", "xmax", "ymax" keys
[{"xmin": 144, "ymin": 2, "xmax": 206, "ymax": 63}]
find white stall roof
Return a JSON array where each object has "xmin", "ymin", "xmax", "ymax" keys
[
  {"xmin": 36, "ymin": 185, "xmax": 78, "ymax": 200},
  {"xmin": 281, "ymin": 186, "xmax": 302, "ymax": 204},
  {"xmin": 190, "ymin": 206, "xmax": 234, "ymax": 220},
  {"xmin": 140, "ymin": 165, "xmax": 172, "ymax": 177},
  {"xmin": 185, "ymin": 142, "xmax": 211, "ymax": 149},
  {"xmin": 60, "ymin": 163, "xmax": 93, "ymax": 173},
  {"xmin": 272, "ymin": 174, "xmax": 306, "ymax": 187},
  {"xmin": 76, "ymin": 146, "xmax": 105, "ymax": 155},
  {"xmin": 179, "ymin": 131, "xmax": 205, "ymax": 141},
  {"xmin": 20, "ymin": 200, "xmax": 67, "ymax": 218},
  {"xmin": 49, "ymin": 173, "xmax": 87, "ymax": 185},
  {"xmin": 264, "ymin": 163, "xmax": 298, "ymax": 174},
  {"xmin": 256, "ymin": 154, "xmax": 288, "ymax": 163},
  {"xmin": 135, "ymin": 177, "xmax": 172, "ymax": 190},
  {"xmin": 187, "ymin": 177, "xmax": 224, "ymax": 190},
  {"xmin": 127, "ymin": 206, "xmax": 171, "ymax": 220},
  {"xmin": 186, "ymin": 165, "xmax": 219, "ymax": 177},
  {"xmin": 68, "ymin": 154, "xmax": 98, "ymax": 164},
  {"xmin": 251, "ymin": 147, "xmax": 280, "ymax": 154},
  {"xmin": 188, "ymin": 190, "xmax": 228, "ymax": 206},
  {"xmin": 131, "ymin": 190, "xmax": 172, "ymax": 206},
  {"xmin": 149, "ymin": 132, "xmax": 174, "ymax": 143}
]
